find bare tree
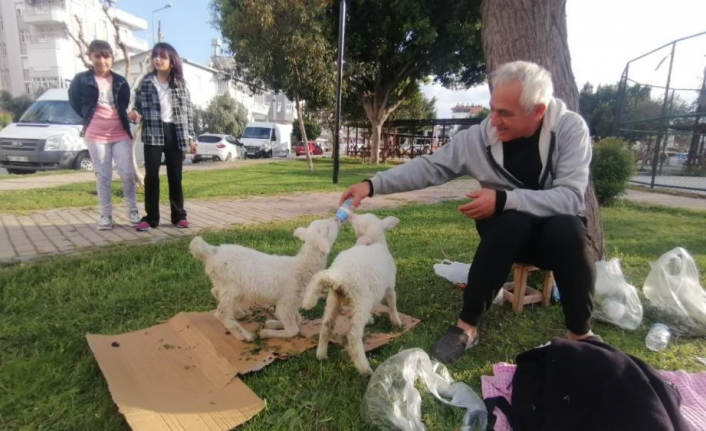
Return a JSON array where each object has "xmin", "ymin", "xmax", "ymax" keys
[
  {"xmin": 65, "ymin": 15, "xmax": 91, "ymax": 69},
  {"xmin": 481, "ymin": 0, "xmax": 605, "ymax": 260}
]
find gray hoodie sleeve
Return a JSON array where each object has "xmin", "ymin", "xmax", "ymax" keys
[
  {"xmin": 369, "ymin": 127, "xmax": 477, "ymax": 195},
  {"xmin": 503, "ymin": 113, "xmax": 591, "ymax": 217}
]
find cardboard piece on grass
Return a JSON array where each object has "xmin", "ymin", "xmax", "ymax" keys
[
  {"xmin": 87, "ymin": 306, "xmax": 419, "ymax": 431},
  {"xmin": 86, "ymin": 316, "xmax": 266, "ymax": 431}
]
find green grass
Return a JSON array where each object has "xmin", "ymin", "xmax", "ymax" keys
[
  {"xmin": 1, "ymin": 200, "xmax": 706, "ymax": 430},
  {"xmin": 0, "ymin": 158, "xmax": 388, "ymax": 213}
]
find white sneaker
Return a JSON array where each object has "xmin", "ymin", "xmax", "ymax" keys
[
  {"xmin": 128, "ymin": 210, "xmax": 141, "ymax": 225},
  {"xmin": 97, "ymin": 215, "xmax": 113, "ymax": 230}
]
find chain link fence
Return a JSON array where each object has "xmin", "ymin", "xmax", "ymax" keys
[{"xmin": 615, "ymin": 31, "xmax": 706, "ymax": 195}]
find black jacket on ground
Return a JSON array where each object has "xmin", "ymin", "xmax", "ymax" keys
[
  {"xmin": 68, "ymin": 69, "xmax": 132, "ymax": 139},
  {"xmin": 486, "ymin": 338, "xmax": 688, "ymax": 431}
]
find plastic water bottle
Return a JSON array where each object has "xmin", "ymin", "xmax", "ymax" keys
[
  {"xmin": 551, "ymin": 284, "xmax": 561, "ymax": 302},
  {"xmin": 645, "ymin": 323, "xmax": 671, "ymax": 352},
  {"xmin": 335, "ymin": 199, "xmax": 353, "ymax": 223}
]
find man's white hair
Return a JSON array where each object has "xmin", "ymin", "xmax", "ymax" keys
[{"xmin": 490, "ymin": 61, "xmax": 554, "ymax": 114}]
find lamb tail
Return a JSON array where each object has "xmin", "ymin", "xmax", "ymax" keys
[{"xmin": 303, "ymin": 270, "xmax": 338, "ymax": 310}]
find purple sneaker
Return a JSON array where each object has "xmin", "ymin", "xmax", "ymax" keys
[
  {"xmin": 175, "ymin": 220, "xmax": 190, "ymax": 229},
  {"xmin": 135, "ymin": 221, "xmax": 151, "ymax": 232}
]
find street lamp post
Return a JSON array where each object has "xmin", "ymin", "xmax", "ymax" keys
[
  {"xmin": 332, "ymin": 0, "xmax": 346, "ymax": 184},
  {"xmin": 151, "ymin": 3, "xmax": 173, "ymax": 46}
]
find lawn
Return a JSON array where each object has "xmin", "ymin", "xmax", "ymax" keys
[
  {"xmin": 1, "ymin": 200, "xmax": 705, "ymax": 430},
  {"xmin": 0, "ymin": 158, "xmax": 389, "ymax": 213}
]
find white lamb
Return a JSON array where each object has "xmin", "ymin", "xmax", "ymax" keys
[
  {"xmin": 190, "ymin": 218, "xmax": 340, "ymax": 342},
  {"xmin": 302, "ymin": 213, "xmax": 402, "ymax": 375}
]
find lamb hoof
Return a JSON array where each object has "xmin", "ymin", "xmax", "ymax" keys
[
  {"xmin": 367, "ymin": 316, "xmax": 375, "ymax": 326},
  {"xmin": 264, "ymin": 319, "xmax": 284, "ymax": 330},
  {"xmin": 316, "ymin": 349, "xmax": 328, "ymax": 360},
  {"xmin": 390, "ymin": 315, "xmax": 403, "ymax": 327},
  {"xmin": 357, "ymin": 366, "xmax": 373, "ymax": 376}
]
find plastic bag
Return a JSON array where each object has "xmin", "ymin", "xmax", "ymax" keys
[
  {"xmin": 433, "ymin": 260, "xmax": 470, "ymax": 285},
  {"xmin": 433, "ymin": 261, "xmax": 503, "ymax": 306},
  {"xmin": 593, "ymin": 259, "xmax": 643, "ymax": 330},
  {"xmin": 644, "ymin": 247, "xmax": 706, "ymax": 336},
  {"xmin": 362, "ymin": 348, "xmax": 487, "ymax": 431}
]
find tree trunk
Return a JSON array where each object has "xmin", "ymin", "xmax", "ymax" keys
[
  {"xmin": 370, "ymin": 120, "xmax": 383, "ymax": 164},
  {"xmin": 481, "ymin": 0, "xmax": 605, "ymax": 260},
  {"xmin": 295, "ymin": 93, "xmax": 315, "ymax": 172}
]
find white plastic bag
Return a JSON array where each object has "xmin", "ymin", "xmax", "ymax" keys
[
  {"xmin": 433, "ymin": 260, "xmax": 503, "ymax": 305},
  {"xmin": 433, "ymin": 260, "xmax": 470, "ymax": 285},
  {"xmin": 644, "ymin": 247, "xmax": 706, "ymax": 336},
  {"xmin": 593, "ymin": 259, "xmax": 643, "ymax": 330},
  {"xmin": 362, "ymin": 348, "xmax": 487, "ymax": 431}
]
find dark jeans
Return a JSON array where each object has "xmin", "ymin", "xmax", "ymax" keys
[
  {"xmin": 142, "ymin": 123, "xmax": 187, "ymax": 227},
  {"xmin": 460, "ymin": 210, "xmax": 595, "ymax": 335}
]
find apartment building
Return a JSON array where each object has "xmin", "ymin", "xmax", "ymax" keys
[{"xmin": 0, "ymin": 0, "xmax": 147, "ymax": 96}]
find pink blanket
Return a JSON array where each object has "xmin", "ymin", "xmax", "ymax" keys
[{"xmin": 481, "ymin": 363, "xmax": 706, "ymax": 431}]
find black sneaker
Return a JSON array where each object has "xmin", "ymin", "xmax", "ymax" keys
[{"xmin": 431, "ymin": 326, "xmax": 479, "ymax": 364}]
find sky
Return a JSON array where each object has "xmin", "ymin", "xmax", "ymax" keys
[{"xmin": 116, "ymin": 0, "xmax": 706, "ymax": 118}]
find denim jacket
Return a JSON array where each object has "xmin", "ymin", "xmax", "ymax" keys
[{"xmin": 68, "ymin": 69, "xmax": 132, "ymax": 139}]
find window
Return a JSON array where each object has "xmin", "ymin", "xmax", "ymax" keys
[
  {"xmin": 25, "ymin": 83, "xmax": 32, "ymax": 94},
  {"xmin": 23, "ymin": 69, "xmax": 29, "ymax": 80},
  {"xmin": 1, "ymin": 42, "xmax": 6, "ymax": 56}
]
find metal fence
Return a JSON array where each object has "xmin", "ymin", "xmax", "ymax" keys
[
  {"xmin": 615, "ymin": 31, "xmax": 706, "ymax": 194},
  {"xmin": 342, "ymin": 118, "xmax": 482, "ymax": 163}
]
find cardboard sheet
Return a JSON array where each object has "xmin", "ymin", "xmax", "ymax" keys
[{"xmin": 87, "ymin": 305, "xmax": 419, "ymax": 431}]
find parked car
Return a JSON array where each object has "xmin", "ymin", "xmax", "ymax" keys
[
  {"xmin": 0, "ymin": 89, "xmax": 91, "ymax": 174},
  {"xmin": 193, "ymin": 134, "xmax": 243, "ymax": 163},
  {"xmin": 295, "ymin": 141, "xmax": 323, "ymax": 156}
]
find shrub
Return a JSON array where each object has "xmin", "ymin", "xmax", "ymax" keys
[
  {"xmin": 591, "ymin": 137, "xmax": 635, "ymax": 205},
  {"xmin": 0, "ymin": 111, "xmax": 12, "ymax": 129}
]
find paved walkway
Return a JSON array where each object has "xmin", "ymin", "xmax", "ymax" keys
[
  {"xmin": 0, "ymin": 179, "xmax": 480, "ymax": 263},
  {"xmin": 2, "ymin": 172, "xmax": 705, "ymax": 264},
  {"xmin": 625, "ymin": 189, "xmax": 706, "ymax": 211}
]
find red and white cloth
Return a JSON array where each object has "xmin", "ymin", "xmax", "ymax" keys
[{"xmin": 481, "ymin": 363, "xmax": 706, "ymax": 431}]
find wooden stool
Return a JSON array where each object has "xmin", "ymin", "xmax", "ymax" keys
[{"xmin": 502, "ymin": 263, "xmax": 554, "ymax": 313}]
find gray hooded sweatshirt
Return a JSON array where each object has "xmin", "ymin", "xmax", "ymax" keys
[{"xmin": 369, "ymin": 98, "xmax": 592, "ymax": 217}]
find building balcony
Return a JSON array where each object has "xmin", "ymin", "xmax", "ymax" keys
[
  {"xmin": 121, "ymin": 35, "xmax": 149, "ymax": 53},
  {"xmin": 23, "ymin": 6, "xmax": 69, "ymax": 25},
  {"xmin": 112, "ymin": 9, "xmax": 148, "ymax": 31},
  {"xmin": 28, "ymin": 36, "xmax": 69, "ymax": 52}
]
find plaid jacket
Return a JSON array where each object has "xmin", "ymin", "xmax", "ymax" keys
[{"xmin": 134, "ymin": 73, "xmax": 194, "ymax": 149}]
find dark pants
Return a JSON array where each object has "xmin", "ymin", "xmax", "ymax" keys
[
  {"xmin": 460, "ymin": 210, "xmax": 595, "ymax": 335},
  {"xmin": 142, "ymin": 123, "xmax": 187, "ymax": 227}
]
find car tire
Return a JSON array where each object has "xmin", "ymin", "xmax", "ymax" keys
[
  {"xmin": 7, "ymin": 168, "xmax": 36, "ymax": 175},
  {"xmin": 225, "ymin": 153, "xmax": 232, "ymax": 162},
  {"xmin": 74, "ymin": 151, "xmax": 94, "ymax": 171}
]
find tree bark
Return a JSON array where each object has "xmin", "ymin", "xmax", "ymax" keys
[
  {"xmin": 481, "ymin": 0, "xmax": 605, "ymax": 260},
  {"xmin": 295, "ymin": 93, "xmax": 315, "ymax": 172}
]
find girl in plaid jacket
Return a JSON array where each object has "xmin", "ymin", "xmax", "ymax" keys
[{"xmin": 129, "ymin": 43, "xmax": 197, "ymax": 231}]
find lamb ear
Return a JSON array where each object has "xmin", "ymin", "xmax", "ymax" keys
[
  {"xmin": 356, "ymin": 236, "xmax": 373, "ymax": 246},
  {"xmin": 294, "ymin": 227, "xmax": 307, "ymax": 241},
  {"xmin": 316, "ymin": 238, "xmax": 331, "ymax": 254},
  {"xmin": 382, "ymin": 216, "xmax": 400, "ymax": 231}
]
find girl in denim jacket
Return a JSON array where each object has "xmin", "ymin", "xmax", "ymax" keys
[{"xmin": 68, "ymin": 40, "xmax": 140, "ymax": 230}]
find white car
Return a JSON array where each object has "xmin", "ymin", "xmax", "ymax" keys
[{"xmin": 193, "ymin": 134, "xmax": 243, "ymax": 163}]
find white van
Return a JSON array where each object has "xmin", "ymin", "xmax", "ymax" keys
[
  {"xmin": 0, "ymin": 89, "xmax": 91, "ymax": 174},
  {"xmin": 240, "ymin": 122, "xmax": 292, "ymax": 158}
]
